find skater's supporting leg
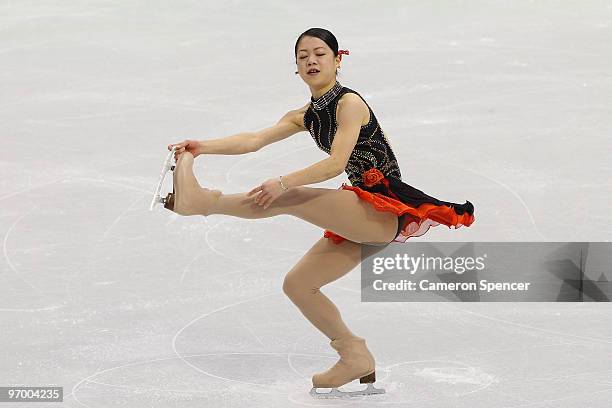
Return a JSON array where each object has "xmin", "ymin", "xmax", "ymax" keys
[
  {"xmin": 282, "ymin": 237, "xmax": 386, "ymax": 340},
  {"xmin": 172, "ymin": 152, "xmax": 399, "ymax": 245},
  {"xmin": 282, "ymin": 237, "xmax": 385, "ymax": 394}
]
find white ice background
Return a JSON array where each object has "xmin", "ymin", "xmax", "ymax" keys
[{"xmin": 1, "ymin": 1, "xmax": 611, "ymax": 407}]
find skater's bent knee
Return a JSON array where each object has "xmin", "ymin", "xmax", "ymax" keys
[
  {"xmin": 282, "ymin": 273, "xmax": 321, "ymax": 300},
  {"xmin": 282, "ymin": 274, "xmax": 297, "ymax": 297}
]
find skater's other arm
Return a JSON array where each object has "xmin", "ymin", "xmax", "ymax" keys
[{"xmin": 280, "ymin": 94, "xmax": 364, "ymax": 188}]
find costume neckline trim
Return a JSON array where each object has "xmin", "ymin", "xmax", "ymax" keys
[{"xmin": 311, "ymin": 81, "xmax": 343, "ymax": 110}]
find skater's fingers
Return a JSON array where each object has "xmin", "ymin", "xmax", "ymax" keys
[
  {"xmin": 247, "ymin": 186, "xmax": 262, "ymax": 197},
  {"xmin": 253, "ymin": 190, "xmax": 266, "ymax": 203},
  {"xmin": 256, "ymin": 192, "xmax": 269, "ymax": 205},
  {"xmin": 262, "ymin": 196, "xmax": 274, "ymax": 209},
  {"xmin": 168, "ymin": 141, "xmax": 188, "ymax": 151}
]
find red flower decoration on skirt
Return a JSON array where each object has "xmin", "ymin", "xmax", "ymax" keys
[{"xmin": 362, "ymin": 168, "xmax": 388, "ymax": 188}]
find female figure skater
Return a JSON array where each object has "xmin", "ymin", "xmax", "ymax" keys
[{"xmin": 163, "ymin": 28, "xmax": 475, "ymax": 398}]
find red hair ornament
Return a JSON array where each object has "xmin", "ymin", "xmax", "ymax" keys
[{"xmin": 338, "ymin": 49, "xmax": 350, "ymax": 60}]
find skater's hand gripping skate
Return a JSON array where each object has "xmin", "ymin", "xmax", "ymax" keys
[
  {"xmin": 168, "ymin": 139, "xmax": 203, "ymax": 160},
  {"xmin": 247, "ymin": 178, "xmax": 287, "ymax": 209}
]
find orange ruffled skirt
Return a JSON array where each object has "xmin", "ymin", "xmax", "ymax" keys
[{"xmin": 323, "ymin": 169, "xmax": 476, "ymax": 244}]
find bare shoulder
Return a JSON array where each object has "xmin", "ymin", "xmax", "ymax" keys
[
  {"xmin": 337, "ymin": 92, "xmax": 370, "ymax": 127},
  {"xmin": 287, "ymin": 101, "xmax": 311, "ymax": 131},
  {"xmin": 297, "ymin": 101, "xmax": 311, "ymax": 113}
]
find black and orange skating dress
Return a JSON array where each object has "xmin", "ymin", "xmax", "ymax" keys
[{"xmin": 303, "ymin": 81, "xmax": 476, "ymax": 245}]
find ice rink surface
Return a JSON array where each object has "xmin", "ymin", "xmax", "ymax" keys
[{"xmin": 1, "ymin": 0, "xmax": 611, "ymax": 406}]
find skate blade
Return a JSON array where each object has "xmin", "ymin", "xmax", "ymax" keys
[
  {"xmin": 309, "ymin": 383, "xmax": 386, "ymax": 399},
  {"xmin": 150, "ymin": 147, "xmax": 177, "ymax": 211}
]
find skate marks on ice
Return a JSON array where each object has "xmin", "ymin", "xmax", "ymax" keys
[
  {"xmin": 165, "ymin": 286, "xmax": 500, "ymax": 405},
  {"xmin": 299, "ymin": 358, "xmax": 495, "ymax": 404},
  {"xmin": 163, "ymin": 263, "xmax": 612, "ymax": 405},
  {"xmin": 382, "ymin": 360, "xmax": 497, "ymax": 397},
  {"xmin": 169, "ymin": 290, "xmax": 389, "ymax": 403}
]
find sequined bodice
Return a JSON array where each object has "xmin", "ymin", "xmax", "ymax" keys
[{"xmin": 303, "ymin": 82, "xmax": 402, "ymax": 187}]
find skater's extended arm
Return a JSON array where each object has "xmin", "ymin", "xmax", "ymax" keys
[
  {"xmin": 168, "ymin": 133, "xmax": 256, "ymax": 158},
  {"xmin": 250, "ymin": 104, "xmax": 310, "ymax": 151},
  {"xmin": 197, "ymin": 104, "xmax": 309, "ymax": 155},
  {"xmin": 197, "ymin": 132, "xmax": 258, "ymax": 155}
]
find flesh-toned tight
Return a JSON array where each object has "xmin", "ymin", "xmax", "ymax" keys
[{"xmin": 171, "ymin": 152, "xmax": 397, "ymax": 339}]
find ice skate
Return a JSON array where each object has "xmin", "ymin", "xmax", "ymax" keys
[
  {"xmin": 150, "ymin": 146, "xmax": 177, "ymax": 211},
  {"xmin": 309, "ymin": 335, "xmax": 386, "ymax": 399}
]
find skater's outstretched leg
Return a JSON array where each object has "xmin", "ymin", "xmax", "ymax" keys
[{"xmin": 170, "ymin": 152, "xmax": 399, "ymax": 246}]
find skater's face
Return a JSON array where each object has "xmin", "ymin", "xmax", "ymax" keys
[{"xmin": 295, "ymin": 36, "xmax": 340, "ymax": 86}]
